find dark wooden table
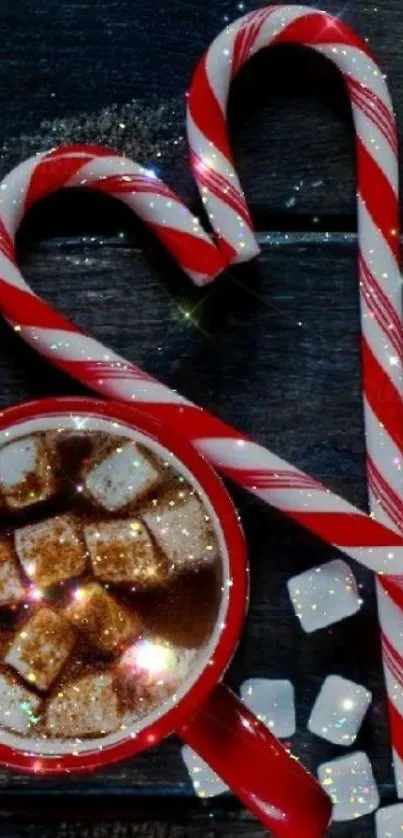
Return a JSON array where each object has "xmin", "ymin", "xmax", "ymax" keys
[{"xmin": 0, "ymin": 1, "xmax": 401, "ymax": 836}]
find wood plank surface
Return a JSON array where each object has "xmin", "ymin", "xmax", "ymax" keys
[
  {"xmin": 0, "ymin": 233, "xmax": 393, "ymax": 838},
  {"xmin": 0, "ymin": 0, "xmax": 401, "ymax": 836},
  {"xmin": 0, "ymin": 0, "xmax": 401, "ymax": 218}
]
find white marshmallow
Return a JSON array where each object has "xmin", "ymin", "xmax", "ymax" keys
[
  {"xmin": 84, "ymin": 442, "xmax": 160, "ymax": 511},
  {"xmin": 0, "ymin": 672, "xmax": 41, "ymax": 734},
  {"xmin": 15, "ymin": 515, "xmax": 87, "ymax": 588},
  {"xmin": 143, "ymin": 494, "xmax": 217, "ymax": 572},
  {"xmin": 46, "ymin": 673, "xmax": 120, "ymax": 737},
  {"xmin": 0, "ymin": 540, "xmax": 24, "ymax": 606},
  {"xmin": 5, "ymin": 607, "xmax": 75, "ymax": 691}
]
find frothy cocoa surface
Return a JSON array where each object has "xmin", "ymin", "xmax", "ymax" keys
[{"xmin": 0, "ymin": 428, "xmax": 221, "ymax": 748}]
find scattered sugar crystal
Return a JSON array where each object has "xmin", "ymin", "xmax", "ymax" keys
[
  {"xmin": 308, "ymin": 675, "xmax": 372, "ymax": 746},
  {"xmin": 318, "ymin": 752, "xmax": 379, "ymax": 821},
  {"xmin": 240, "ymin": 678, "xmax": 296, "ymax": 738},
  {"xmin": 287, "ymin": 559, "xmax": 361, "ymax": 632}
]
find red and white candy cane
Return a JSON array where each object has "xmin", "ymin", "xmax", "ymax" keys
[
  {"xmin": 0, "ymin": 146, "xmax": 402, "ymax": 567},
  {"xmin": 0, "ymin": 144, "xmax": 226, "ymax": 287},
  {"xmin": 1, "ymin": 137, "xmax": 403, "ymax": 790},
  {"xmin": 188, "ymin": 6, "xmax": 403, "ymax": 793},
  {"xmin": 0, "ymin": 7, "xmax": 401, "ymax": 792}
]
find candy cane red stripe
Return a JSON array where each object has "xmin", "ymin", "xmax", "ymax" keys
[
  {"xmin": 0, "ymin": 5, "xmax": 400, "ymax": 793},
  {"xmin": 24, "ymin": 148, "xmax": 116, "ymax": 211},
  {"xmin": 226, "ymin": 470, "xmax": 322, "ymax": 490},
  {"xmin": 187, "ymin": 6, "xmax": 403, "ymax": 792},
  {"xmin": 362, "ymin": 339, "xmax": 403, "ymax": 452},
  {"xmin": 187, "ymin": 61, "xmax": 233, "ymax": 164},
  {"xmin": 0, "ymin": 220, "xmax": 15, "ymax": 263},
  {"xmin": 232, "ymin": 7, "xmax": 277, "ymax": 74},
  {"xmin": 359, "ymin": 254, "xmax": 403, "ymax": 358},
  {"xmin": 367, "ymin": 457, "xmax": 403, "ymax": 533},
  {"xmin": 0, "ymin": 280, "xmax": 82, "ymax": 332},
  {"xmin": 382, "ymin": 644, "xmax": 403, "ymax": 688},
  {"xmin": 190, "ymin": 151, "xmax": 253, "ymax": 226},
  {"xmin": 356, "ymin": 140, "xmax": 400, "ymax": 260},
  {"xmin": 347, "ymin": 76, "xmax": 397, "ymax": 143},
  {"xmin": 387, "ymin": 576, "xmax": 403, "ymax": 591},
  {"xmin": 388, "ymin": 700, "xmax": 403, "ymax": 763},
  {"xmin": 360, "ymin": 269, "xmax": 402, "ymax": 361},
  {"xmin": 383, "ymin": 651, "xmax": 403, "ymax": 691},
  {"xmin": 271, "ymin": 12, "xmax": 374, "ymax": 54},
  {"xmin": 20, "ymin": 146, "xmax": 226, "ymax": 286},
  {"xmin": 382, "ymin": 632, "xmax": 403, "ymax": 686},
  {"xmin": 91, "ymin": 174, "xmax": 178, "ymax": 201},
  {"xmin": 379, "ymin": 577, "xmax": 403, "ymax": 613},
  {"xmin": 348, "ymin": 78, "xmax": 398, "ymax": 154},
  {"xmin": 190, "ymin": 150, "xmax": 248, "ymax": 218}
]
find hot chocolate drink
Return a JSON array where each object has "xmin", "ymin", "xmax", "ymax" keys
[{"xmin": 0, "ymin": 422, "xmax": 223, "ymax": 753}]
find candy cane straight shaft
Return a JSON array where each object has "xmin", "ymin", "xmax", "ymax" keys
[{"xmin": 188, "ymin": 5, "xmax": 403, "ymax": 792}]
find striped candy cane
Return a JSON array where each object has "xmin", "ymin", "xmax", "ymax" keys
[
  {"xmin": 0, "ymin": 144, "xmax": 226, "ymax": 287},
  {"xmin": 0, "ymin": 147, "xmax": 402, "ymax": 575},
  {"xmin": 188, "ymin": 5, "xmax": 403, "ymax": 792}
]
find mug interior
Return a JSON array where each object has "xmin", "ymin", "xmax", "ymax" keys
[{"xmin": 0, "ymin": 400, "xmax": 246, "ymax": 771}]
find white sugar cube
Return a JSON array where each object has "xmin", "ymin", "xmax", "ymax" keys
[
  {"xmin": 0, "ymin": 672, "xmax": 41, "ymax": 734},
  {"xmin": 143, "ymin": 494, "xmax": 217, "ymax": 572},
  {"xmin": 84, "ymin": 441, "xmax": 161, "ymax": 511},
  {"xmin": 318, "ymin": 752, "xmax": 379, "ymax": 821},
  {"xmin": 287, "ymin": 559, "xmax": 361, "ymax": 633},
  {"xmin": 376, "ymin": 803, "xmax": 403, "ymax": 837},
  {"xmin": 181, "ymin": 745, "xmax": 229, "ymax": 798},
  {"xmin": 0, "ymin": 435, "xmax": 58, "ymax": 511},
  {"xmin": 0, "ymin": 540, "xmax": 24, "ymax": 606},
  {"xmin": 308, "ymin": 675, "xmax": 372, "ymax": 746},
  {"xmin": 84, "ymin": 519, "xmax": 168, "ymax": 587},
  {"xmin": 240, "ymin": 678, "xmax": 296, "ymax": 738},
  {"xmin": 46, "ymin": 673, "xmax": 120, "ymax": 737},
  {"xmin": 15, "ymin": 514, "xmax": 87, "ymax": 588},
  {"xmin": 5, "ymin": 607, "xmax": 76, "ymax": 691}
]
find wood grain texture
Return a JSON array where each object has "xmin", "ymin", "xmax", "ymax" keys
[
  {"xmin": 0, "ymin": 811, "xmax": 380, "ymax": 838},
  {"xmin": 0, "ymin": 1, "xmax": 401, "ymax": 219},
  {"xmin": 0, "ymin": 0, "xmax": 400, "ymax": 836},
  {"xmin": 0, "ymin": 227, "xmax": 393, "ymax": 838}
]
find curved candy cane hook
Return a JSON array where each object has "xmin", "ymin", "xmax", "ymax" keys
[
  {"xmin": 1, "ymin": 144, "xmax": 226, "ymax": 286},
  {"xmin": 188, "ymin": 5, "xmax": 399, "ymax": 265},
  {"xmin": 188, "ymin": 5, "xmax": 403, "ymax": 794}
]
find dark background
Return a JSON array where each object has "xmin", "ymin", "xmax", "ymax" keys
[{"xmin": 0, "ymin": 1, "xmax": 400, "ymax": 836}]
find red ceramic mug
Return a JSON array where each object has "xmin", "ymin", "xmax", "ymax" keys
[{"xmin": 0, "ymin": 396, "xmax": 331, "ymax": 838}]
